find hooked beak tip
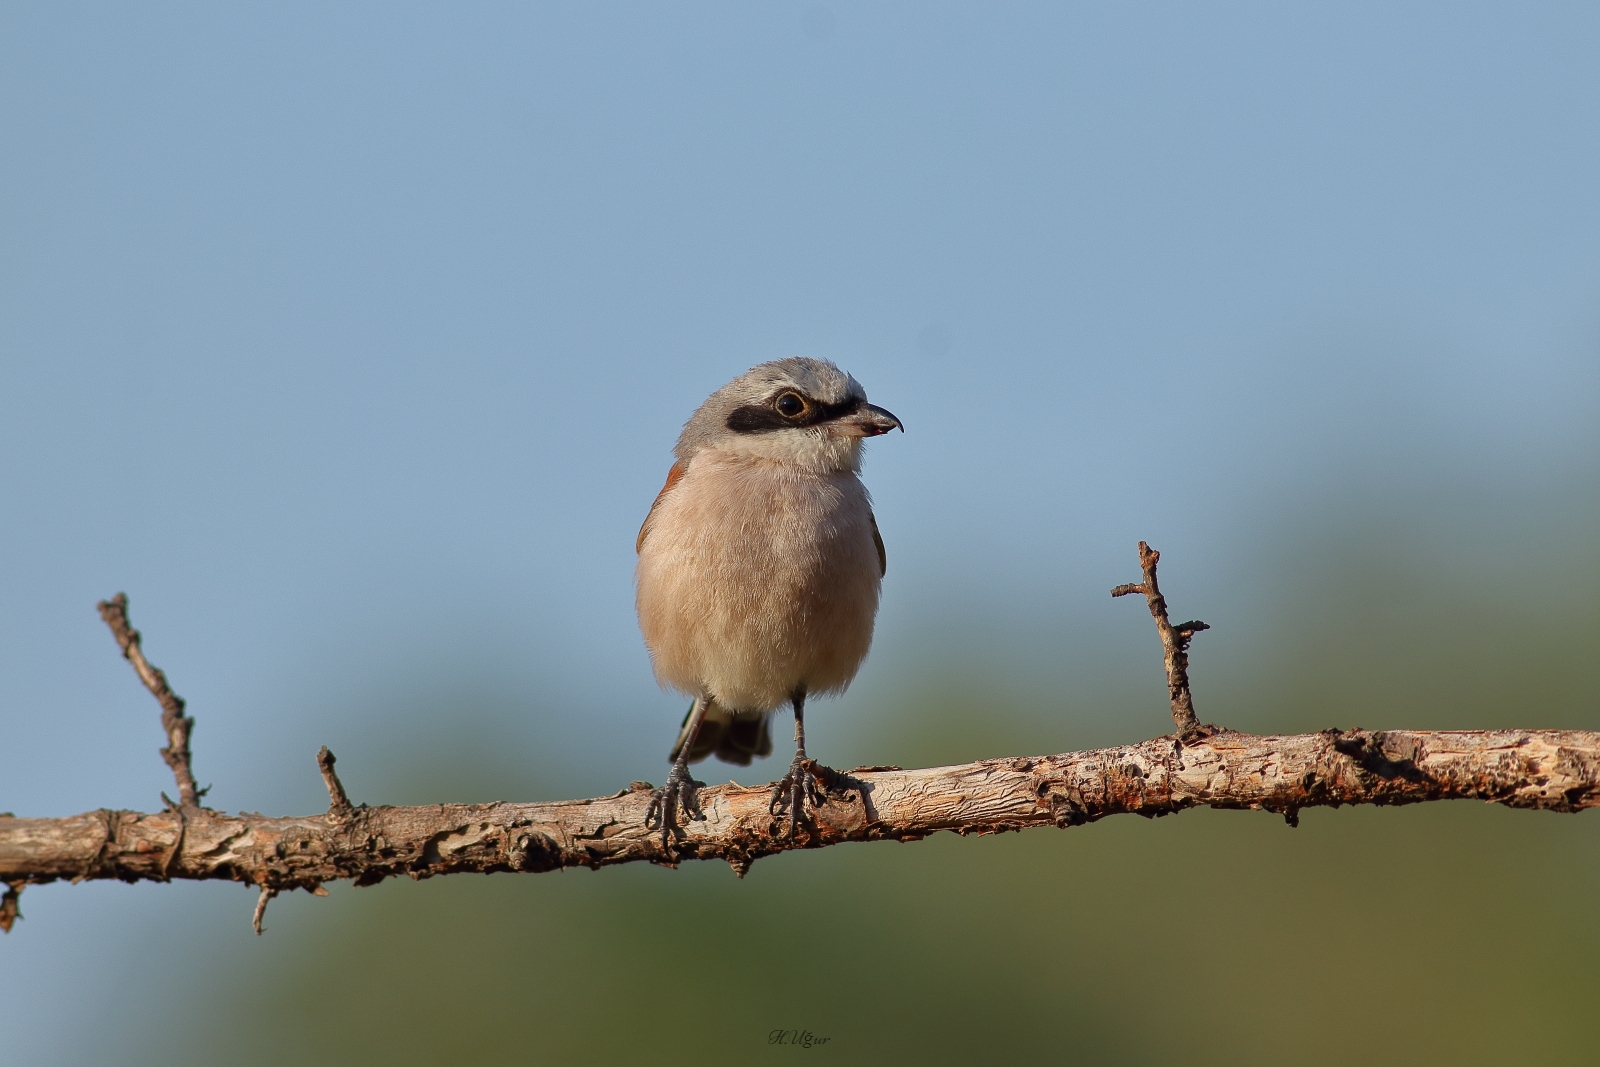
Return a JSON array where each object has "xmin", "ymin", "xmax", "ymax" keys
[
  {"xmin": 857, "ymin": 404, "xmax": 908, "ymax": 438},
  {"xmin": 859, "ymin": 403, "xmax": 902, "ymax": 437},
  {"xmin": 828, "ymin": 402, "xmax": 903, "ymax": 438}
]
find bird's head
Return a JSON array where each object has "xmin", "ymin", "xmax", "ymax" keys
[{"xmin": 674, "ymin": 357, "xmax": 902, "ymax": 472}]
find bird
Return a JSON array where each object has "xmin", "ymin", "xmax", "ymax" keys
[{"xmin": 635, "ymin": 357, "xmax": 902, "ymax": 843}]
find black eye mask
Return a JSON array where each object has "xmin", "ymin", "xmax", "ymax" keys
[{"xmin": 724, "ymin": 394, "xmax": 862, "ymax": 434}]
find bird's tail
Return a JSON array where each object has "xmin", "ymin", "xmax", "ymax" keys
[{"xmin": 670, "ymin": 697, "xmax": 773, "ymax": 766}]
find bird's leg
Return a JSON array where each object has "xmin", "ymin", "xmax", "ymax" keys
[
  {"xmin": 645, "ymin": 698, "xmax": 708, "ymax": 848},
  {"xmin": 769, "ymin": 690, "xmax": 827, "ymax": 838}
]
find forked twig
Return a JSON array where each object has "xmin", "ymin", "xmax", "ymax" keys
[{"xmin": 1112, "ymin": 541, "xmax": 1218, "ymax": 743}]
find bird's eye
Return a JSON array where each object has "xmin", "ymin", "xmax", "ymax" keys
[{"xmin": 773, "ymin": 392, "xmax": 807, "ymax": 418}]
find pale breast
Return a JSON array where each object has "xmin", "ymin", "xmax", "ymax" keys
[{"xmin": 635, "ymin": 449, "xmax": 882, "ymax": 713}]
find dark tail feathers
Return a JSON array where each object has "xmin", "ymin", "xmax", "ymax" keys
[{"xmin": 670, "ymin": 698, "xmax": 773, "ymax": 766}]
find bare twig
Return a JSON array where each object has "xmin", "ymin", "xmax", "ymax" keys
[
  {"xmin": 316, "ymin": 747, "xmax": 354, "ymax": 818},
  {"xmin": 0, "ymin": 883, "xmax": 20, "ymax": 933},
  {"xmin": 252, "ymin": 885, "xmax": 276, "ymax": 935},
  {"xmin": 1112, "ymin": 541, "xmax": 1217, "ymax": 742},
  {"xmin": 96, "ymin": 594, "xmax": 203, "ymax": 807}
]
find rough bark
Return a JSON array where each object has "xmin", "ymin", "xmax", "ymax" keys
[{"xmin": 4, "ymin": 728, "xmax": 1598, "ymax": 899}]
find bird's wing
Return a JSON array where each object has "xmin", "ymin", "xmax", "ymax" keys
[
  {"xmin": 870, "ymin": 509, "xmax": 886, "ymax": 577},
  {"xmin": 636, "ymin": 461, "xmax": 688, "ymax": 553}
]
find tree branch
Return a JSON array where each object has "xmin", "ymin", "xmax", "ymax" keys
[
  {"xmin": 2, "ymin": 729, "xmax": 1597, "ymax": 893},
  {"xmin": 0, "ymin": 544, "xmax": 1593, "ymax": 932}
]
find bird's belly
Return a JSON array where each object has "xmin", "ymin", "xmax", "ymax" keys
[{"xmin": 635, "ymin": 462, "xmax": 881, "ymax": 713}]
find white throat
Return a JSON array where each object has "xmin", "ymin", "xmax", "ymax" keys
[{"xmin": 708, "ymin": 428, "xmax": 863, "ymax": 473}]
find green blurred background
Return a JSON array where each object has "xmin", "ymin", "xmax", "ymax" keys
[{"xmin": 3, "ymin": 4, "xmax": 1599, "ymax": 1064}]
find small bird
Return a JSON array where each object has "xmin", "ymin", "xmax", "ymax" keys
[{"xmin": 635, "ymin": 358, "xmax": 902, "ymax": 842}]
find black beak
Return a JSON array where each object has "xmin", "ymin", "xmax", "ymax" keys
[{"xmin": 837, "ymin": 403, "xmax": 903, "ymax": 437}]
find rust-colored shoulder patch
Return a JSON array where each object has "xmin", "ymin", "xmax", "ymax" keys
[{"xmin": 636, "ymin": 461, "xmax": 688, "ymax": 554}]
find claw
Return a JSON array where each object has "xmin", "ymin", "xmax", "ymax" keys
[
  {"xmin": 644, "ymin": 760, "xmax": 705, "ymax": 848},
  {"xmin": 769, "ymin": 755, "xmax": 830, "ymax": 839}
]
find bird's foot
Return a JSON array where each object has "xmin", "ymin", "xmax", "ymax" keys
[
  {"xmin": 644, "ymin": 760, "xmax": 705, "ymax": 847},
  {"xmin": 769, "ymin": 753, "xmax": 829, "ymax": 839}
]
